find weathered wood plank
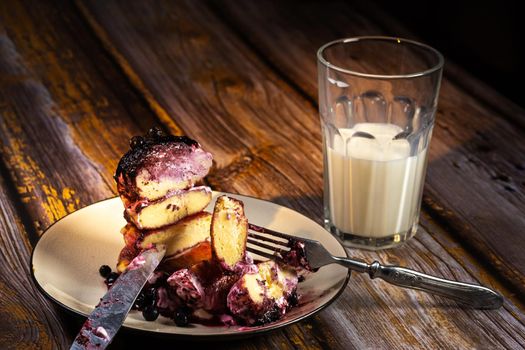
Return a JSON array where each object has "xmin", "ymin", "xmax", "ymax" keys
[
  {"xmin": 0, "ymin": 0, "xmax": 157, "ymax": 231},
  {"xmin": 0, "ymin": 170, "xmax": 70, "ymax": 349},
  {"xmin": 78, "ymin": 0, "xmax": 525, "ymax": 348},
  {"xmin": 210, "ymin": 0, "xmax": 525, "ymax": 298},
  {"xmin": 0, "ymin": 0, "xmax": 163, "ymax": 348}
]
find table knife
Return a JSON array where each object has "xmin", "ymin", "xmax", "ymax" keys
[{"xmin": 70, "ymin": 245, "xmax": 166, "ymax": 350}]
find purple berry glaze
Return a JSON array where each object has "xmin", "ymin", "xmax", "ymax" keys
[
  {"xmin": 147, "ymin": 271, "xmax": 165, "ymax": 285},
  {"xmin": 226, "ymin": 279, "xmax": 265, "ymax": 325},
  {"xmin": 156, "ymin": 286, "xmax": 180, "ymax": 316},
  {"xmin": 126, "ymin": 255, "xmax": 146, "ymax": 271},
  {"xmin": 167, "ymin": 269, "xmax": 205, "ymax": 308},
  {"xmin": 115, "ymin": 131, "xmax": 212, "ymax": 201},
  {"xmin": 280, "ymin": 239, "xmax": 313, "ymax": 271},
  {"xmin": 226, "ymin": 261, "xmax": 298, "ymax": 326},
  {"xmin": 233, "ymin": 254, "xmax": 258, "ymax": 275},
  {"xmin": 203, "ymin": 274, "xmax": 240, "ymax": 312},
  {"xmin": 220, "ymin": 314, "xmax": 236, "ymax": 326}
]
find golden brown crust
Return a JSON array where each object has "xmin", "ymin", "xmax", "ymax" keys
[
  {"xmin": 116, "ymin": 245, "xmax": 140, "ymax": 272},
  {"xmin": 160, "ymin": 241, "xmax": 212, "ymax": 272},
  {"xmin": 121, "ymin": 223, "xmax": 142, "ymax": 248}
]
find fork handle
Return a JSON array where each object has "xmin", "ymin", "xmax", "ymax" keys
[{"xmin": 333, "ymin": 258, "xmax": 503, "ymax": 309}]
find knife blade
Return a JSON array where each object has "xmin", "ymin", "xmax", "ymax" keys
[{"xmin": 70, "ymin": 245, "xmax": 166, "ymax": 350}]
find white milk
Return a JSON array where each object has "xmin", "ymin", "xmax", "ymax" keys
[{"xmin": 326, "ymin": 123, "xmax": 428, "ymax": 238}]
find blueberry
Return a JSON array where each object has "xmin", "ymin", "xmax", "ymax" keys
[
  {"xmin": 106, "ymin": 272, "xmax": 119, "ymax": 284},
  {"xmin": 99, "ymin": 265, "xmax": 112, "ymax": 278},
  {"xmin": 259, "ymin": 305, "xmax": 281, "ymax": 324},
  {"xmin": 147, "ymin": 127, "xmax": 164, "ymax": 139},
  {"xmin": 145, "ymin": 286, "xmax": 156, "ymax": 297},
  {"xmin": 142, "ymin": 305, "xmax": 159, "ymax": 321},
  {"xmin": 174, "ymin": 310, "xmax": 189, "ymax": 327},
  {"xmin": 146, "ymin": 287, "xmax": 156, "ymax": 298},
  {"xmin": 130, "ymin": 136, "xmax": 144, "ymax": 149},
  {"xmin": 133, "ymin": 292, "xmax": 145, "ymax": 310},
  {"xmin": 288, "ymin": 291, "xmax": 299, "ymax": 307}
]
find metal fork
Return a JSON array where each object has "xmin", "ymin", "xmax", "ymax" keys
[{"xmin": 247, "ymin": 223, "xmax": 503, "ymax": 310}]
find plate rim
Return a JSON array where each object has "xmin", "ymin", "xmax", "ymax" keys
[{"xmin": 30, "ymin": 192, "xmax": 351, "ymax": 340}]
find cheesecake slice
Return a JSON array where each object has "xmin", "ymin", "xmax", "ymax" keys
[
  {"xmin": 227, "ymin": 260, "xmax": 298, "ymax": 325},
  {"xmin": 116, "ymin": 128, "xmax": 212, "ymax": 202},
  {"xmin": 138, "ymin": 212, "xmax": 211, "ymax": 255},
  {"xmin": 139, "ymin": 211, "xmax": 213, "ymax": 271},
  {"xmin": 117, "ymin": 212, "xmax": 212, "ymax": 272},
  {"xmin": 125, "ymin": 186, "xmax": 212, "ymax": 230},
  {"xmin": 211, "ymin": 195, "xmax": 248, "ymax": 270}
]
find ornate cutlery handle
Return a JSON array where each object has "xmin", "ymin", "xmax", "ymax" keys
[{"xmin": 334, "ymin": 258, "xmax": 503, "ymax": 309}]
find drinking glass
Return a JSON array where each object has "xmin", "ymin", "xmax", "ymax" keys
[{"xmin": 317, "ymin": 36, "xmax": 444, "ymax": 249}]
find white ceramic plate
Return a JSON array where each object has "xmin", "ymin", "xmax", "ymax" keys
[{"xmin": 32, "ymin": 192, "xmax": 350, "ymax": 339}]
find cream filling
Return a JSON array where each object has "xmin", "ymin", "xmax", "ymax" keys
[
  {"xmin": 243, "ymin": 273, "xmax": 265, "ymax": 304},
  {"xmin": 257, "ymin": 261, "xmax": 287, "ymax": 300}
]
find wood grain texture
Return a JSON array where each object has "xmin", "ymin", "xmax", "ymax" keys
[
  {"xmin": 76, "ymin": 1, "xmax": 525, "ymax": 348},
  {"xmin": 0, "ymin": 0, "xmax": 158, "ymax": 231},
  {"xmin": 210, "ymin": 0, "xmax": 525, "ymax": 298},
  {"xmin": 0, "ymin": 171, "xmax": 70, "ymax": 349},
  {"xmin": 0, "ymin": 0, "xmax": 162, "ymax": 348}
]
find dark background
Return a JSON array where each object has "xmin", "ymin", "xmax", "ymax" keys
[{"xmin": 375, "ymin": 0, "xmax": 523, "ymax": 108}]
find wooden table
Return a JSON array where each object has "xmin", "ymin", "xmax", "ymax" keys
[{"xmin": 1, "ymin": 1, "xmax": 524, "ymax": 348}]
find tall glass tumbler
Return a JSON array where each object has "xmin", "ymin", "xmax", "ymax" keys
[{"xmin": 318, "ymin": 37, "xmax": 444, "ymax": 249}]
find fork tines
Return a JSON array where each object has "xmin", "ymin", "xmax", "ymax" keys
[{"xmin": 246, "ymin": 223, "xmax": 291, "ymax": 263}]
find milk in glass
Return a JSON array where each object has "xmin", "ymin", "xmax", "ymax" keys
[{"xmin": 326, "ymin": 123, "xmax": 428, "ymax": 238}]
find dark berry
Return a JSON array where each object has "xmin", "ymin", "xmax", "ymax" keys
[
  {"xmin": 99, "ymin": 265, "xmax": 112, "ymax": 278},
  {"xmin": 106, "ymin": 272, "xmax": 119, "ymax": 284},
  {"xmin": 133, "ymin": 292, "xmax": 145, "ymax": 310},
  {"xmin": 143, "ymin": 287, "xmax": 157, "ymax": 306},
  {"xmin": 258, "ymin": 307, "xmax": 281, "ymax": 325},
  {"xmin": 174, "ymin": 310, "xmax": 189, "ymax": 327},
  {"xmin": 288, "ymin": 291, "xmax": 299, "ymax": 307},
  {"xmin": 145, "ymin": 286, "xmax": 156, "ymax": 297},
  {"xmin": 130, "ymin": 136, "xmax": 144, "ymax": 149},
  {"xmin": 147, "ymin": 127, "xmax": 164, "ymax": 139},
  {"xmin": 142, "ymin": 305, "xmax": 159, "ymax": 321},
  {"xmin": 146, "ymin": 287, "xmax": 157, "ymax": 298}
]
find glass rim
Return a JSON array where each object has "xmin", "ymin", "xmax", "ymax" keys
[{"xmin": 317, "ymin": 36, "xmax": 444, "ymax": 79}]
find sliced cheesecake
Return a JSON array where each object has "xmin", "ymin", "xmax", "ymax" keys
[
  {"xmin": 227, "ymin": 260, "xmax": 298, "ymax": 325},
  {"xmin": 115, "ymin": 127, "xmax": 212, "ymax": 202},
  {"xmin": 211, "ymin": 195, "xmax": 248, "ymax": 270},
  {"xmin": 117, "ymin": 212, "xmax": 212, "ymax": 272},
  {"xmin": 124, "ymin": 186, "xmax": 212, "ymax": 230}
]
